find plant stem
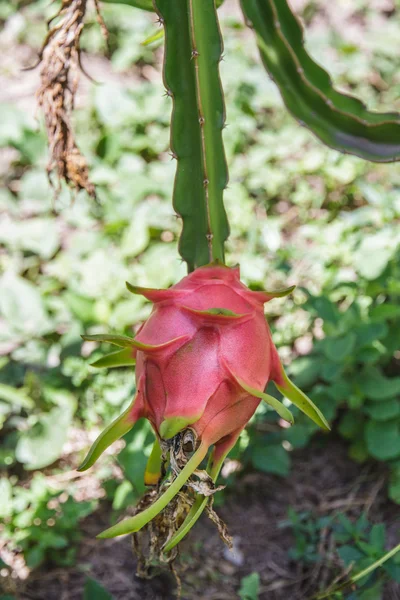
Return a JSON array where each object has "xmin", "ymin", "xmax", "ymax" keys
[{"xmin": 155, "ymin": 0, "xmax": 229, "ymax": 270}]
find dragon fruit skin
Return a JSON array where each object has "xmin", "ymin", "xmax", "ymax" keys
[
  {"xmin": 132, "ymin": 263, "xmax": 285, "ymax": 445},
  {"xmin": 79, "ymin": 264, "xmax": 329, "ymax": 540}
]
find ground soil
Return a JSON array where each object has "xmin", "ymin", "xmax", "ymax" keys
[{"xmin": 18, "ymin": 436, "xmax": 400, "ymax": 600}]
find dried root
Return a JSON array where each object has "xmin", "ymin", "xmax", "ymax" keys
[
  {"xmin": 33, "ymin": 0, "xmax": 107, "ymax": 198},
  {"xmin": 132, "ymin": 429, "xmax": 231, "ymax": 594}
]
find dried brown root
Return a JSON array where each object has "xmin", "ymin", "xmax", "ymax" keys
[
  {"xmin": 34, "ymin": 0, "xmax": 107, "ymax": 198},
  {"xmin": 132, "ymin": 429, "xmax": 231, "ymax": 593}
]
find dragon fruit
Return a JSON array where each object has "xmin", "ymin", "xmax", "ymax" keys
[{"xmin": 80, "ymin": 264, "xmax": 329, "ymax": 543}]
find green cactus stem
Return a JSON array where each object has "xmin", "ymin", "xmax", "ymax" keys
[
  {"xmin": 154, "ymin": 0, "xmax": 229, "ymax": 270},
  {"xmin": 241, "ymin": 0, "xmax": 400, "ymax": 162}
]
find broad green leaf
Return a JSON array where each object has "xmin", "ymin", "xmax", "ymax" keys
[
  {"xmin": 365, "ymin": 420, "xmax": 400, "ymax": 461},
  {"xmin": 0, "ymin": 217, "xmax": 60, "ymax": 260},
  {"xmin": 15, "ymin": 405, "xmax": 75, "ymax": 470},
  {"xmin": 359, "ymin": 372, "xmax": 400, "ymax": 401},
  {"xmin": 370, "ymin": 524, "xmax": 386, "ymax": 552},
  {"xmin": 239, "ymin": 573, "xmax": 260, "ymax": 600},
  {"xmin": 365, "ymin": 400, "xmax": 400, "ymax": 422},
  {"xmin": 338, "ymin": 412, "xmax": 363, "ymax": 440},
  {"xmin": 0, "ymin": 272, "xmax": 52, "ymax": 337},
  {"xmin": 287, "ymin": 355, "xmax": 323, "ymax": 388},
  {"xmin": 240, "ymin": 0, "xmax": 400, "ymax": 162},
  {"xmin": 370, "ymin": 304, "xmax": 400, "ymax": 322},
  {"xmin": 353, "ymin": 233, "xmax": 399, "ymax": 280},
  {"xmin": 355, "ymin": 322, "xmax": 388, "ymax": 348},
  {"xmin": 322, "ymin": 333, "xmax": 356, "ymax": 363},
  {"xmin": 251, "ymin": 443, "xmax": 290, "ymax": 476},
  {"xmin": 83, "ymin": 578, "xmax": 114, "ymax": 600}
]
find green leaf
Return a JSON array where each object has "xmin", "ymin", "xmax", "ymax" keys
[
  {"xmin": 239, "ymin": 573, "xmax": 260, "ymax": 600},
  {"xmin": 370, "ymin": 524, "xmax": 386, "ymax": 552},
  {"xmin": 0, "ymin": 218, "xmax": 60, "ymax": 260},
  {"xmin": 365, "ymin": 420, "xmax": 400, "ymax": 461},
  {"xmin": 25, "ymin": 546, "xmax": 45, "ymax": 569},
  {"xmin": 359, "ymin": 372, "xmax": 400, "ymax": 401},
  {"xmin": 241, "ymin": 0, "xmax": 400, "ymax": 162},
  {"xmin": 370, "ymin": 304, "xmax": 400, "ymax": 322},
  {"xmin": 0, "ymin": 384, "xmax": 34, "ymax": 409},
  {"xmin": 338, "ymin": 412, "xmax": 363, "ymax": 440},
  {"xmin": 154, "ymin": 0, "xmax": 229, "ymax": 269},
  {"xmin": 322, "ymin": 333, "xmax": 356, "ymax": 363},
  {"xmin": 0, "ymin": 272, "xmax": 52, "ymax": 337},
  {"xmin": 15, "ymin": 403, "xmax": 75, "ymax": 470},
  {"xmin": 288, "ymin": 356, "xmax": 322, "ymax": 388},
  {"xmin": 353, "ymin": 233, "xmax": 398, "ymax": 280},
  {"xmin": 338, "ymin": 545, "xmax": 364, "ymax": 566},
  {"xmin": 307, "ymin": 295, "xmax": 340, "ymax": 324},
  {"xmin": 365, "ymin": 400, "xmax": 400, "ymax": 422},
  {"xmin": 355, "ymin": 322, "xmax": 388, "ymax": 348},
  {"xmin": 90, "ymin": 348, "xmax": 136, "ymax": 369},
  {"xmin": 83, "ymin": 578, "xmax": 114, "ymax": 600},
  {"xmin": 251, "ymin": 443, "xmax": 290, "ymax": 476}
]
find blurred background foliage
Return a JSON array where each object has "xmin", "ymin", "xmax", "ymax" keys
[{"xmin": 0, "ymin": 0, "xmax": 399, "ymax": 598}]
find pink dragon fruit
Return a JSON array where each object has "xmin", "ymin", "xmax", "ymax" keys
[{"xmin": 80, "ymin": 264, "xmax": 328, "ymax": 542}]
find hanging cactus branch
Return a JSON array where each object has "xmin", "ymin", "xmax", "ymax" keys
[
  {"xmin": 241, "ymin": 0, "xmax": 400, "ymax": 162},
  {"xmin": 154, "ymin": 0, "xmax": 229, "ymax": 271}
]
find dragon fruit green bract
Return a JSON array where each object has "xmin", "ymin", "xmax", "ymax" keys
[{"xmin": 80, "ymin": 263, "xmax": 329, "ymax": 544}]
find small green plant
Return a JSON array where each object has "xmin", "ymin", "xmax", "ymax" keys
[
  {"xmin": 290, "ymin": 250, "xmax": 400, "ymax": 501},
  {"xmin": 0, "ymin": 475, "xmax": 97, "ymax": 569},
  {"xmin": 238, "ymin": 572, "xmax": 260, "ymax": 600},
  {"xmin": 83, "ymin": 577, "xmax": 114, "ymax": 600},
  {"xmin": 287, "ymin": 509, "xmax": 400, "ymax": 599}
]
